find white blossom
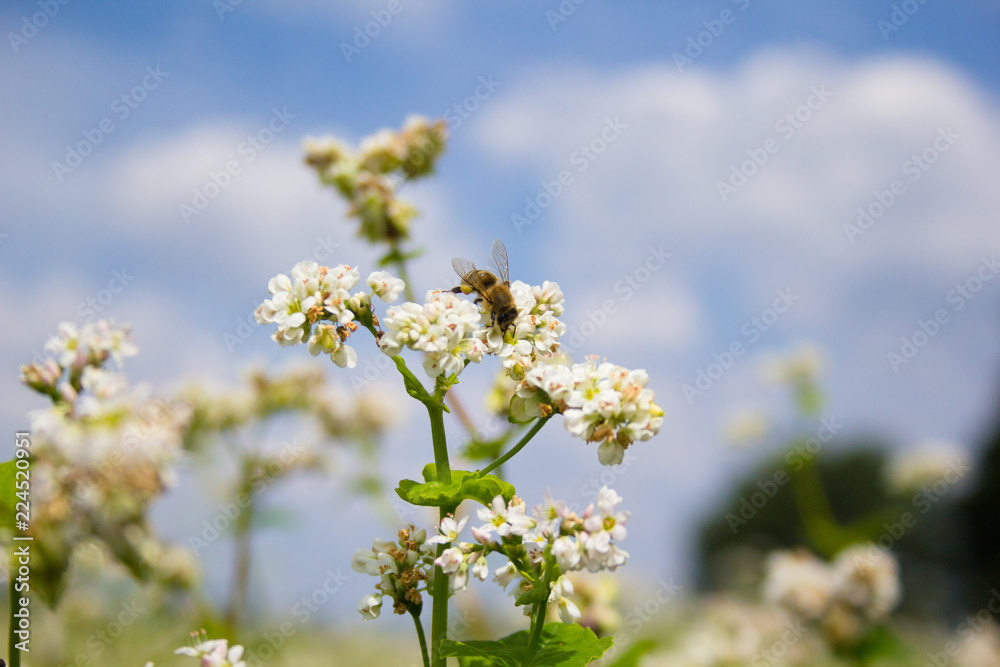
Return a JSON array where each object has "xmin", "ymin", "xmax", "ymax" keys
[
  {"xmin": 175, "ymin": 635, "xmax": 246, "ymax": 667},
  {"xmin": 358, "ymin": 593, "xmax": 383, "ymax": 620},
  {"xmin": 367, "ymin": 270, "xmax": 406, "ymax": 303},
  {"xmin": 476, "ymin": 280, "xmax": 567, "ymax": 379},
  {"xmin": 379, "ymin": 290, "xmax": 486, "ymax": 377},
  {"xmin": 427, "ymin": 515, "xmax": 469, "ymax": 546},
  {"xmin": 884, "ymin": 442, "xmax": 967, "ymax": 495},
  {"xmin": 256, "ymin": 262, "xmax": 363, "ymax": 367},
  {"xmin": 549, "ymin": 575, "xmax": 582, "ymax": 624},
  {"xmin": 513, "ymin": 357, "xmax": 663, "ymax": 465},
  {"xmin": 763, "ymin": 549, "xmax": 835, "ymax": 620},
  {"xmin": 476, "ymin": 496, "xmax": 536, "ymax": 538},
  {"xmin": 831, "ymin": 545, "xmax": 900, "ymax": 622}
]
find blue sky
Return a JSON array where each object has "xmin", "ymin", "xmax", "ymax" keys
[{"xmin": 3, "ymin": 0, "xmax": 1000, "ymax": 623}]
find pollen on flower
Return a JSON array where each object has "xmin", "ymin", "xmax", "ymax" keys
[
  {"xmin": 256, "ymin": 261, "xmax": 381, "ymax": 369},
  {"xmin": 511, "ymin": 356, "xmax": 663, "ymax": 465},
  {"xmin": 378, "ymin": 290, "xmax": 486, "ymax": 377}
]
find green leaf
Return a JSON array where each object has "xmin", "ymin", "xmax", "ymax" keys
[
  {"xmin": 395, "ymin": 466, "xmax": 515, "ymax": 510},
  {"xmin": 442, "ymin": 624, "xmax": 613, "ymax": 667},
  {"xmin": 848, "ymin": 625, "xmax": 914, "ymax": 661},
  {"xmin": 0, "ymin": 458, "xmax": 18, "ymax": 530},
  {"xmin": 455, "ymin": 658, "xmax": 496, "ymax": 667},
  {"xmin": 514, "ymin": 585, "xmax": 549, "ymax": 608},
  {"xmin": 604, "ymin": 638, "xmax": 659, "ymax": 667}
]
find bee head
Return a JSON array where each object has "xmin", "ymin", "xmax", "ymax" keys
[{"xmin": 496, "ymin": 307, "xmax": 518, "ymax": 334}]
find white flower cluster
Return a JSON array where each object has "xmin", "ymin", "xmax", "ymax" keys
[
  {"xmin": 182, "ymin": 364, "xmax": 402, "ymax": 444},
  {"xmin": 174, "ymin": 632, "xmax": 246, "ymax": 667},
  {"xmin": 255, "ymin": 260, "xmax": 405, "ymax": 369},
  {"xmin": 304, "ymin": 116, "xmax": 446, "ymax": 243},
  {"xmin": 427, "ymin": 487, "xmax": 630, "ymax": 624},
  {"xmin": 20, "ymin": 321, "xmax": 195, "ymax": 595},
  {"xmin": 883, "ymin": 441, "xmax": 967, "ymax": 495},
  {"xmin": 480, "ymin": 280, "xmax": 566, "ymax": 379},
  {"xmin": 22, "ymin": 321, "xmax": 139, "ymax": 390},
  {"xmin": 378, "ymin": 290, "xmax": 488, "ymax": 377},
  {"xmin": 764, "ymin": 546, "xmax": 900, "ymax": 645},
  {"xmin": 352, "ymin": 526, "xmax": 434, "ymax": 619},
  {"xmin": 376, "ymin": 279, "xmax": 567, "ymax": 381},
  {"xmin": 642, "ymin": 597, "xmax": 826, "ymax": 667},
  {"xmin": 511, "ymin": 356, "xmax": 663, "ymax": 465}
]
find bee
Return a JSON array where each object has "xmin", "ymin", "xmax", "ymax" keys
[{"xmin": 451, "ymin": 239, "xmax": 518, "ymax": 333}]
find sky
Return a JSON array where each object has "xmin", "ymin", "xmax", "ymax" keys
[{"xmin": 2, "ymin": 0, "xmax": 1000, "ymax": 626}]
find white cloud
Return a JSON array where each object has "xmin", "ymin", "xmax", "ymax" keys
[
  {"xmin": 472, "ymin": 48, "xmax": 1000, "ymax": 496},
  {"xmin": 476, "ymin": 50, "xmax": 1000, "ymax": 281}
]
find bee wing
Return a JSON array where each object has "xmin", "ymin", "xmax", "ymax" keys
[
  {"xmin": 489, "ymin": 239, "xmax": 510, "ymax": 284},
  {"xmin": 453, "ymin": 257, "xmax": 490, "ymax": 293}
]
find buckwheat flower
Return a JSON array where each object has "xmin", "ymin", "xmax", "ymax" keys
[
  {"xmin": 552, "ymin": 535, "xmax": 582, "ymax": 571},
  {"xmin": 398, "ymin": 115, "xmax": 447, "ymax": 178},
  {"xmin": 831, "ymin": 545, "xmax": 900, "ymax": 622},
  {"xmin": 358, "ymin": 593, "xmax": 383, "ymax": 620},
  {"xmin": 477, "ymin": 496, "xmax": 536, "ymax": 538},
  {"xmin": 427, "ymin": 515, "xmax": 468, "ymax": 546},
  {"xmin": 884, "ymin": 442, "xmax": 967, "ymax": 495},
  {"xmin": 45, "ymin": 321, "xmax": 81, "ymax": 368},
  {"xmin": 583, "ymin": 487, "xmax": 630, "ymax": 542},
  {"xmin": 307, "ymin": 324, "xmax": 358, "ymax": 369},
  {"xmin": 515, "ymin": 357, "xmax": 662, "ymax": 465},
  {"xmin": 303, "ymin": 136, "xmax": 351, "ymax": 171},
  {"xmin": 175, "ymin": 633, "xmax": 246, "ymax": 667},
  {"xmin": 379, "ymin": 290, "xmax": 486, "ymax": 377},
  {"xmin": 255, "ymin": 271, "xmax": 315, "ymax": 346},
  {"xmin": 533, "ymin": 490, "xmax": 568, "ymax": 536},
  {"xmin": 321, "ymin": 263, "xmax": 362, "ymax": 321},
  {"xmin": 367, "ymin": 270, "xmax": 406, "ymax": 303},
  {"xmin": 581, "ymin": 530, "xmax": 629, "ymax": 572},
  {"xmin": 20, "ymin": 358, "xmax": 62, "ymax": 395},
  {"xmin": 98, "ymin": 320, "xmax": 139, "ymax": 368},
  {"xmin": 477, "ymin": 281, "xmax": 567, "ymax": 379},
  {"xmin": 470, "ymin": 524, "xmax": 493, "ymax": 545},
  {"xmin": 549, "ymin": 575, "xmax": 582, "ymax": 624},
  {"xmin": 354, "ymin": 527, "xmax": 433, "ymax": 615},
  {"xmin": 763, "ymin": 549, "xmax": 835, "ymax": 620},
  {"xmin": 358, "ymin": 128, "xmax": 406, "ymax": 174},
  {"xmin": 470, "ymin": 553, "xmax": 490, "ymax": 581},
  {"xmin": 956, "ymin": 621, "xmax": 1000, "ymax": 667},
  {"xmin": 435, "ymin": 546, "xmax": 471, "ymax": 592},
  {"xmin": 493, "ymin": 562, "xmax": 519, "ymax": 590}
]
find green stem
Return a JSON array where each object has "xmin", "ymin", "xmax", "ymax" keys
[
  {"xmin": 430, "ymin": 511, "xmax": 450, "ymax": 667},
  {"xmin": 225, "ymin": 459, "xmax": 257, "ymax": 632},
  {"xmin": 522, "ymin": 598, "xmax": 548, "ymax": 666},
  {"xmin": 428, "ymin": 402, "xmax": 451, "ymax": 667},
  {"xmin": 8, "ymin": 566, "xmax": 20, "ymax": 667},
  {"xmin": 789, "ymin": 452, "xmax": 843, "ymax": 557},
  {"xmin": 410, "ymin": 607, "xmax": 431, "ymax": 667},
  {"xmin": 479, "ymin": 417, "xmax": 550, "ymax": 478},
  {"xmin": 428, "ymin": 407, "xmax": 451, "ymax": 486}
]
